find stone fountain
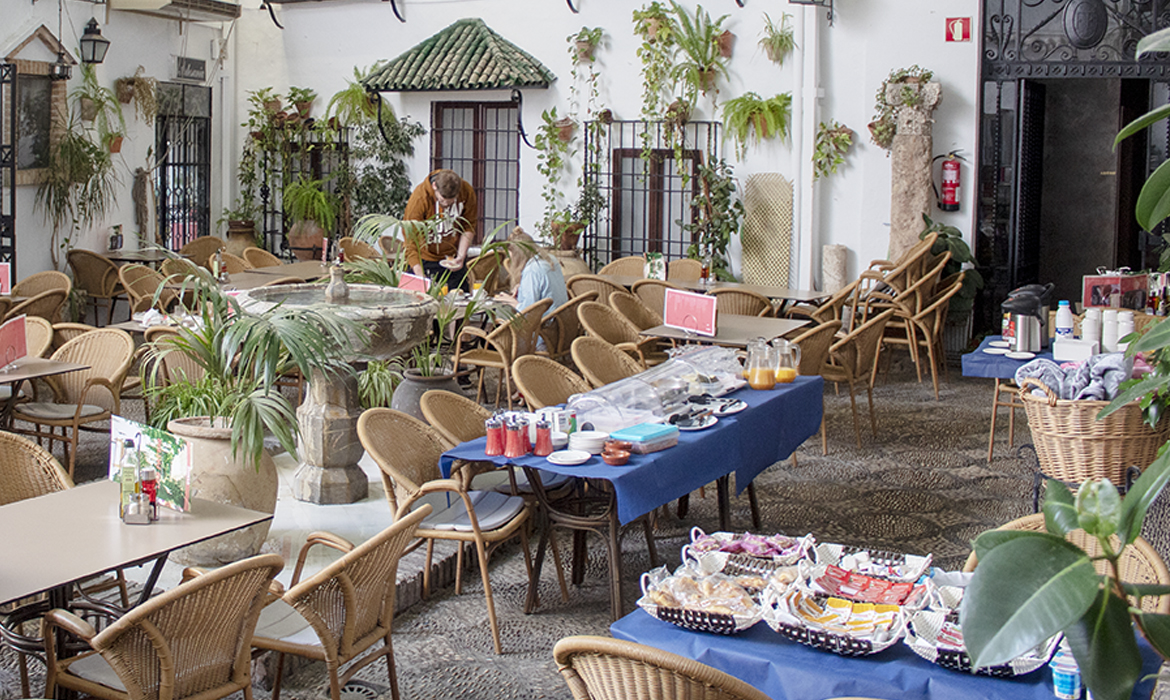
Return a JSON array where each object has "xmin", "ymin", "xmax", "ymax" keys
[{"xmin": 240, "ymin": 268, "xmax": 437, "ymax": 504}]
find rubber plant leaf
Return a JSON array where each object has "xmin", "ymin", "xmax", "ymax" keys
[
  {"xmin": 960, "ymin": 534, "xmax": 1098, "ymax": 668},
  {"xmin": 1118, "ymin": 445, "xmax": 1170, "ymax": 546},
  {"xmin": 971, "ymin": 529, "xmax": 1038, "ymax": 564},
  {"xmin": 1064, "ymin": 587, "xmax": 1141, "ymax": 700},
  {"xmin": 1115, "ymin": 103, "xmax": 1170, "ymax": 148},
  {"xmin": 1075, "ymin": 478, "xmax": 1121, "ymax": 538},
  {"xmin": 1138, "ymin": 612, "xmax": 1170, "ymax": 660},
  {"xmin": 1099, "ymin": 373, "xmax": 1170, "ymax": 420},
  {"xmin": 1042, "ymin": 479, "xmax": 1078, "ymax": 537},
  {"xmin": 1136, "ymin": 25, "xmax": 1170, "ymax": 58},
  {"xmin": 1135, "ymin": 158, "xmax": 1170, "ymax": 231}
]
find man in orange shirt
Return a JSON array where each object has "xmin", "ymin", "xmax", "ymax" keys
[{"xmin": 400, "ymin": 169, "xmax": 477, "ymax": 290}]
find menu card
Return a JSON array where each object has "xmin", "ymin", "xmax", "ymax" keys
[
  {"xmin": 0, "ymin": 263, "xmax": 10, "ymax": 294},
  {"xmin": 663, "ymin": 288, "xmax": 717, "ymax": 337},
  {"xmin": 398, "ymin": 272, "xmax": 432, "ymax": 292},
  {"xmin": 0, "ymin": 315, "xmax": 27, "ymax": 369},
  {"xmin": 109, "ymin": 415, "xmax": 192, "ymax": 513}
]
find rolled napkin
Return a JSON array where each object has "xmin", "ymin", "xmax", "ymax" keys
[{"xmin": 1015, "ymin": 359, "xmax": 1067, "ymax": 399}]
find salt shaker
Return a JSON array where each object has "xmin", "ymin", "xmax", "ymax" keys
[
  {"xmin": 1102, "ymin": 309, "xmax": 1120, "ymax": 353},
  {"xmin": 533, "ymin": 419, "xmax": 554, "ymax": 457}
]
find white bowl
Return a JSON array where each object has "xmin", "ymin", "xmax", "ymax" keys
[{"xmin": 551, "ymin": 431, "xmax": 569, "ymax": 449}]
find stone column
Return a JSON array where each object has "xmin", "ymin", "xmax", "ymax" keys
[
  {"xmin": 888, "ymin": 81, "xmax": 942, "ymax": 261},
  {"xmin": 293, "ymin": 367, "xmax": 369, "ymax": 504}
]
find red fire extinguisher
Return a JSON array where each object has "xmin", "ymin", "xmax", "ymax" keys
[{"xmin": 933, "ymin": 151, "xmax": 964, "ymax": 212}]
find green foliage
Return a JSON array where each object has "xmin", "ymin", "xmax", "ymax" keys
[
  {"xmin": 117, "ymin": 66, "xmax": 158, "ymax": 123},
  {"xmin": 535, "ymin": 107, "xmax": 576, "ymax": 240},
  {"xmin": 326, "ymin": 64, "xmax": 393, "ymax": 127},
  {"xmin": 287, "ymin": 86, "xmax": 317, "ymax": 108},
  {"xmin": 812, "ymin": 121, "xmax": 854, "ymax": 180},
  {"xmin": 668, "ymin": 1, "xmax": 730, "ymax": 106},
  {"xmin": 759, "ymin": 13, "xmax": 796, "ymax": 65},
  {"xmin": 1117, "ymin": 27, "xmax": 1170, "ymax": 232},
  {"xmin": 347, "ymin": 118, "xmax": 425, "ymax": 219},
  {"xmin": 72, "ymin": 63, "xmax": 127, "ymax": 147},
  {"xmin": 869, "ymin": 65, "xmax": 934, "ymax": 150},
  {"xmin": 359, "ymin": 357, "xmax": 405, "ymax": 409},
  {"xmin": 569, "ymin": 26, "xmax": 604, "ymax": 60},
  {"xmin": 283, "ymin": 176, "xmax": 340, "ymax": 232},
  {"xmin": 919, "ymin": 214, "xmax": 983, "ymax": 313},
  {"xmin": 681, "ymin": 159, "xmax": 742, "ymax": 281},
  {"xmin": 1102, "ymin": 312, "xmax": 1170, "ymax": 429},
  {"xmin": 720, "ymin": 92, "xmax": 792, "ymax": 159}
]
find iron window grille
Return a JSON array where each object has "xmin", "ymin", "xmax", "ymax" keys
[{"xmin": 431, "ymin": 101, "xmax": 520, "ymax": 242}]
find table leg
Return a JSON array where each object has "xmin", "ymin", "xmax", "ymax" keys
[
  {"xmin": 136, "ymin": 553, "xmax": 170, "ymax": 607},
  {"xmin": 607, "ymin": 508, "xmax": 624, "ymax": 621},
  {"xmin": 0, "ymin": 377, "xmax": 27, "ymax": 429},
  {"xmin": 525, "ymin": 510, "xmax": 549, "ymax": 614},
  {"xmin": 716, "ymin": 476, "xmax": 731, "ymax": 531},
  {"xmin": 987, "ymin": 379, "xmax": 1000, "ymax": 462}
]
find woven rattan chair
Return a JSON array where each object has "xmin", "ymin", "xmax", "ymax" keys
[
  {"xmin": 540, "ymin": 292, "xmax": 598, "ymax": 365},
  {"xmin": 51, "ymin": 322, "xmax": 95, "ymax": 352},
  {"xmin": 668, "ymin": 258, "xmax": 703, "ymax": 282},
  {"xmin": 120, "ymin": 264, "xmax": 179, "ymax": 314},
  {"xmin": 419, "ymin": 389, "xmax": 490, "ymax": 446},
  {"xmin": 609, "ymin": 291, "xmax": 663, "ymax": 330},
  {"xmin": 24, "ymin": 316, "xmax": 53, "ymax": 359},
  {"xmin": 466, "ymin": 251, "xmax": 510, "ymax": 295},
  {"xmin": 790, "ymin": 320, "xmax": 842, "ymax": 456},
  {"xmin": 577, "ymin": 301, "xmax": 665, "ymax": 367},
  {"xmin": 598, "ymin": 255, "xmax": 646, "ymax": 277},
  {"xmin": 512, "ymin": 355, "xmax": 592, "ymax": 410},
  {"xmin": 220, "ymin": 252, "xmax": 252, "ymax": 274},
  {"xmin": 178, "ymin": 235, "xmax": 226, "ymax": 269},
  {"xmin": 252, "ymin": 506, "xmax": 430, "ymax": 700},
  {"xmin": 567, "ymin": 274, "xmax": 627, "ymax": 303},
  {"xmin": 159, "ymin": 257, "xmax": 202, "ymax": 285},
  {"xmin": 5, "ymin": 289, "xmax": 69, "ymax": 324},
  {"xmin": 243, "ymin": 247, "xmax": 283, "ymax": 268},
  {"xmin": 12, "ymin": 328, "xmax": 134, "ymax": 478},
  {"xmin": 631, "ymin": 279, "xmax": 680, "ymax": 317},
  {"xmin": 553, "ymin": 635, "xmax": 771, "ymax": 700},
  {"xmin": 963, "ymin": 513, "xmax": 1170, "ymax": 613},
  {"xmin": 0, "ymin": 297, "xmax": 12, "ymax": 322},
  {"xmin": 143, "ymin": 326, "xmax": 205, "ymax": 385},
  {"xmin": 709, "ymin": 288, "xmax": 773, "ymax": 317},
  {"xmin": 822, "ymin": 308, "xmax": 894, "ymax": 449},
  {"xmin": 42, "ymin": 553, "xmax": 284, "ymax": 700},
  {"xmin": 12, "ymin": 270, "xmax": 71, "ymax": 300},
  {"xmin": 451, "ymin": 299, "xmax": 553, "ymax": 410},
  {"xmin": 893, "ymin": 271, "xmax": 964, "ymax": 400},
  {"xmin": 379, "ymin": 236, "xmax": 402, "ymax": 258},
  {"xmin": 67, "ymin": 250, "xmax": 127, "ymax": 326},
  {"xmin": 873, "ymin": 252, "xmax": 951, "ymax": 386},
  {"xmin": 338, "ymin": 236, "xmax": 380, "ymax": 262},
  {"xmin": 571, "ymin": 336, "xmax": 644, "ymax": 388},
  {"xmin": 357, "ymin": 408, "xmax": 534, "ymax": 654}
]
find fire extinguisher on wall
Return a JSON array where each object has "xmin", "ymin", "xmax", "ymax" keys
[{"xmin": 932, "ymin": 151, "xmax": 965, "ymax": 212}]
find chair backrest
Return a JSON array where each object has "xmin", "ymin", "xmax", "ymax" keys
[
  {"xmin": 667, "ymin": 258, "xmax": 703, "ymax": 282},
  {"xmin": 420, "ymin": 389, "xmax": 491, "ymax": 447},
  {"xmin": 553, "ymin": 635, "xmax": 772, "ymax": 700},
  {"xmin": 540, "ymin": 291, "xmax": 599, "ymax": 362},
  {"xmin": 52, "ymin": 322, "xmax": 95, "ymax": 351},
  {"xmin": 24, "ymin": 315, "xmax": 54, "ymax": 358},
  {"xmin": 709, "ymin": 288, "xmax": 773, "ymax": 317},
  {"xmin": 791, "ymin": 319, "xmax": 842, "ymax": 376},
  {"xmin": 82, "ymin": 553, "xmax": 284, "ymax": 700},
  {"xmin": 160, "ymin": 257, "xmax": 201, "ymax": 281},
  {"xmin": 597, "ymin": 255, "xmax": 646, "ymax": 277},
  {"xmin": 67, "ymin": 250, "xmax": 122, "ymax": 299},
  {"xmin": 379, "ymin": 236, "xmax": 401, "ymax": 258},
  {"xmin": 609, "ymin": 291, "xmax": 662, "ymax": 330},
  {"xmin": 631, "ymin": 279, "xmax": 680, "ymax": 317},
  {"xmin": 577, "ymin": 301, "xmax": 641, "ymax": 345},
  {"xmin": 178, "ymin": 235, "xmax": 226, "ymax": 269},
  {"xmin": 963, "ymin": 514, "xmax": 1170, "ymax": 613},
  {"xmin": 512, "ymin": 355, "xmax": 591, "ymax": 410},
  {"xmin": 0, "ymin": 298, "xmax": 12, "ymax": 323},
  {"xmin": 509, "ymin": 298, "xmax": 555, "ymax": 361},
  {"xmin": 338, "ymin": 236, "xmax": 379, "ymax": 262},
  {"xmin": 467, "ymin": 251, "xmax": 509, "ymax": 295},
  {"xmin": 120, "ymin": 264, "xmax": 178, "ymax": 313},
  {"xmin": 571, "ymin": 336, "xmax": 644, "ymax": 388},
  {"xmin": 567, "ymin": 274, "xmax": 626, "ymax": 303},
  {"xmin": 144, "ymin": 326, "xmax": 206, "ymax": 385},
  {"xmin": 220, "ymin": 252, "xmax": 252, "ymax": 274},
  {"xmin": 49, "ymin": 328, "xmax": 135, "ymax": 410},
  {"xmin": 12, "ymin": 270, "xmax": 71, "ymax": 299},
  {"xmin": 0, "ymin": 431, "xmax": 72, "ymax": 505},
  {"xmin": 280, "ymin": 506, "xmax": 429, "ymax": 666},
  {"xmin": 243, "ymin": 247, "xmax": 283, "ymax": 268},
  {"xmin": 7, "ymin": 288, "xmax": 69, "ymax": 324},
  {"xmin": 357, "ymin": 408, "xmax": 447, "ymax": 517},
  {"xmin": 830, "ymin": 308, "xmax": 895, "ymax": 378}
]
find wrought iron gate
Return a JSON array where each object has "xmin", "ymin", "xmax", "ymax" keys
[{"xmin": 0, "ymin": 64, "xmax": 16, "ymax": 272}]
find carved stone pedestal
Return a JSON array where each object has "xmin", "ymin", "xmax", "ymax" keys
[{"xmin": 293, "ymin": 368, "xmax": 368, "ymax": 504}]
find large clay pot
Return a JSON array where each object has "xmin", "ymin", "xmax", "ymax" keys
[
  {"xmin": 549, "ymin": 249, "xmax": 591, "ymax": 278},
  {"xmin": 288, "ymin": 220, "xmax": 325, "ymax": 261},
  {"xmin": 167, "ymin": 417, "xmax": 278, "ymax": 567},
  {"xmin": 391, "ymin": 369, "xmax": 463, "ymax": 421},
  {"xmin": 225, "ymin": 220, "xmax": 257, "ymax": 256}
]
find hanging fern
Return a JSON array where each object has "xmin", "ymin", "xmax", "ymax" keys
[{"xmin": 720, "ymin": 92, "xmax": 792, "ymax": 159}]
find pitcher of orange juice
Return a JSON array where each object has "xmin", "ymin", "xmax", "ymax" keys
[
  {"xmin": 744, "ymin": 337, "xmax": 777, "ymax": 390},
  {"xmin": 772, "ymin": 338, "xmax": 801, "ymax": 383}
]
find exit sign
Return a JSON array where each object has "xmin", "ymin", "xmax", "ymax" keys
[{"xmin": 946, "ymin": 17, "xmax": 971, "ymax": 42}]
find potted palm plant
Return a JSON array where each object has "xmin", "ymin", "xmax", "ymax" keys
[{"xmin": 284, "ymin": 175, "xmax": 339, "ymax": 260}]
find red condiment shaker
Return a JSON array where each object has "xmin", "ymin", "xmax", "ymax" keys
[
  {"xmin": 533, "ymin": 419, "xmax": 554, "ymax": 457},
  {"xmin": 504, "ymin": 421, "xmax": 526, "ymax": 459},
  {"xmin": 519, "ymin": 418, "xmax": 532, "ymax": 454},
  {"xmin": 485, "ymin": 417, "xmax": 505, "ymax": 456}
]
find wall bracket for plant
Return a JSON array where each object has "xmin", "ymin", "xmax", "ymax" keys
[
  {"xmin": 383, "ymin": 0, "xmax": 405, "ymax": 23},
  {"xmin": 511, "ymin": 89, "xmax": 536, "ymax": 149},
  {"xmin": 565, "ymin": 0, "xmax": 579, "ymax": 13},
  {"xmin": 788, "ymin": 0, "xmax": 833, "ymax": 26}
]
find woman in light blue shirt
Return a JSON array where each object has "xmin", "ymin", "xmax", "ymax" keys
[{"xmin": 495, "ymin": 228, "xmax": 568, "ymax": 315}]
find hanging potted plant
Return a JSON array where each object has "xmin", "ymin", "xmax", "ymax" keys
[
  {"xmin": 287, "ymin": 86, "xmax": 317, "ymax": 121},
  {"xmin": 669, "ymin": 0, "xmax": 731, "ymax": 105},
  {"xmin": 812, "ymin": 120, "xmax": 855, "ymax": 180},
  {"xmin": 36, "ymin": 117, "xmax": 117, "ymax": 270},
  {"xmin": 570, "ymin": 26, "xmax": 604, "ymax": 63},
  {"xmin": 535, "ymin": 107, "xmax": 575, "ymax": 246},
  {"xmin": 721, "ymin": 91, "xmax": 793, "ymax": 159},
  {"xmin": 717, "ymin": 29, "xmax": 736, "ymax": 59},
  {"xmin": 759, "ymin": 13, "xmax": 797, "ymax": 65},
  {"xmin": 283, "ymin": 175, "xmax": 339, "ymax": 261},
  {"xmin": 633, "ymin": 1, "xmax": 672, "ymax": 42},
  {"xmin": 115, "ymin": 66, "xmax": 158, "ymax": 122}
]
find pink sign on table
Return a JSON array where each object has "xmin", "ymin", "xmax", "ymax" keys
[
  {"xmin": 663, "ymin": 288, "xmax": 717, "ymax": 337},
  {"xmin": 398, "ymin": 273, "xmax": 432, "ymax": 293},
  {"xmin": 0, "ymin": 263, "xmax": 10, "ymax": 294},
  {"xmin": 0, "ymin": 314, "xmax": 27, "ymax": 368}
]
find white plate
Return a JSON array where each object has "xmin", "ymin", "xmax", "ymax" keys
[
  {"xmin": 438, "ymin": 258, "xmax": 462, "ymax": 270},
  {"xmin": 547, "ymin": 449, "xmax": 591, "ymax": 466},
  {"xmin": 677, "ymin": 414, "xmax": 718, "ymax": 431},
  {"xmin": 1005, "ymin": 351, "xmax": 1035, "ymax": 360},
  {"xmin": 713, "ymin": 399, "xmax": 747, "ymax": 416},
  {"xmin": 982, "ymin": 347, "xmax": 1010, "ymax": 355},
  {"xmin": 989, "ymin": 340, "xmax": 1010, "ymax": 348}
]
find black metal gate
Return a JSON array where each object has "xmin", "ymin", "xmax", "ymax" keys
[
  {"xmin": 155, "ymin": 82, "xmax": 212, "ymax": 249},
  {"xmin": 0, "ymin": 64, "xmax": 16, "ymax": 273}
]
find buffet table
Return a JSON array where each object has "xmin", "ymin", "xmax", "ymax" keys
[
  {"xmin": 961, "ymin": 336, "xmax": 1055, "ymax": 462},
  {"xmin": 611, "ymin": 609, "xmax": 1161, "ymax": 700}
]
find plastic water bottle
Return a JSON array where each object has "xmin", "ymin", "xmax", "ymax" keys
[
  {"xmin": 1055, "ymin": 301, "xmax": 1075, "ymax": 340},
  {"xmin": 1050, "ymin": 641, "xmax": 1082, "ymax": 699}
]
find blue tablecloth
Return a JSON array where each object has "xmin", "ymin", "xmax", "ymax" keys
[
  {"xmin": 611, "ymin": 609, "xmax": 1160, "ymax": 700},
  {"xmin": 440, "ymin": 377, "xmax": 824, "ymax": 525},
  {"xmin": 961, "ymin": 336, "xmax": 1055, "ymax": 380}
]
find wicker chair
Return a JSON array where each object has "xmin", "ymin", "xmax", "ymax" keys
[
  {"xmin": 567, "ymin": 274, "xmax": 627, "ymax": 303},
  {"xmin": 963, "ymin": 513, "xmax": 1170, "ymax": 614},
  {"xmin": 512, "ymin": 355, "xmax": 592, "ymax": 409},
  {"xmin": 873, "ymin": 252, "xmax": 951, "ymax": 386},
  {"xmin": 451, "ymin": 299, "xmax": 553, "ymax": 410},
  {"xmin": 709, "ymin": 288, "xmax": 773, "ymax": 317},
  {"xmin": 243, "ymin": 247, "xmax": 283, "ymax": 268},
  {"xmin": 252, "ymin": 506, "xmax": 430, "ymax": 700},
  {"xmin": 160, "ymin": 257, "xmax": 202, "ymax": 284},
  {"xmin": 379, "ymin": 236, "xmax": 402, "ymax": 258},
  {"xmin": 553, "ymin": 635, "xmax": 771, "ymax": 700},
  {"xmin": 609, "ymin": 291, "xmax": 663, "ymax": 330},
  {"xmin": 67, "ymin": 250, "xmax": 127, "ymax": 326},
  {"xmin": 668, "ymin": 258, "xmax": 704, "ymax": 282},
  {"xmin": 571, "ymin": 336, "xmax": 644, "ymax": 388},
  {"xmin": 790, "ymin": 320, "xmax": 842, "ymax": 456},
  {"xmin": 541, "ymin": 292, "xmax": 599, "ymax": 365},
  {"xmin": 220, "ymin": 252, "xmax": 252, "ymax": 274},
  {"xmin": 577, "ymin": 301, "xmax": 665, "ymax": 367},
  {"xmin": 120, "ymin": 264, "xmax": 179, "ymax": 314},
  {"xmin": 598, "ymin": 255, "xmax": 646, "ymax": 277},
  {"xmin": 5, "ymin": 288, "xmax": 69, "ymax": 324},
  {"xmin": 0, "ymin": 297, "xmax": 12, "ymax": 323},
  {"xmin": 178, "ymin": 235, "xmax": 226, "ymax": 269},
  {"xmin": 887, "ymin": 270, "xmax": 965, "ymax": 400},
  {"xmin": 51, "ymin": 322, "xmax": 95, "ymax": 352},
  {"xmin": 12, "ymin": 328, "xmax": 135, "ymax": 478},
  {"xmin": 42, "ymin": 553, "xmax": 284, "ymax": 700},
  {"xmin": 338, "ymin": 236, "xmax": 380, "ymax": 262},
  {"xmin": 821, "ymin": 308, "xmax": 894, "ymax": 449},
  {"xmin": 24, "ymin": 316, "xmax": 53, "ymax": 359},
  {"xmin": 631, "ymin": 279, "xmax": 680, "ymax": 317},
  {"xmin": 420, "ymin": 389, "xmax": 491, "ymax": 446},
  {"xmin": 357, "ymin": 408, "xmax": 534, "ymax": 655},
  {"xmin": 12, "ymin": 270, "xmax": 71, "ymax": 300},
  {"xmin": 143, "ymin": 326, "xmax": 205, "ymax": 385}
]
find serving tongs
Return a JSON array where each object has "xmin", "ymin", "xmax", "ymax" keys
[{"xmin": 669, "ymin": 407, "xmax": 714, "ymax": 428}]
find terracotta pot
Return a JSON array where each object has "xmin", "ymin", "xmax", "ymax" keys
[
  {"xmin": 264, "ymin": 98, "xmax": 282, "ymax": 113},
  {"xmin": 550, "ymin": 249, "xmax": 591, "ymax": 278},
  {"xmin": 288, "ymin": 220, "xmax": 325, "ymax": 261},
  {"xmin": 597, "ymin": 108, "xmax": 614, "ymax": 125},
  {"xmin": 115, "ymin": 78, "xmax": 135, "ymax": 104},
  {"xmin": 643, "ymin": 18, "xmax": 662, "ymax": 41},
  {"xmin": 167, "ymin": 417, "xmax": 278, "ymax": 567},
  {"xmin": 107, "ymin": 135, "xmax": 123, "ymax": 154},
  {"xmin": 717, "ymin": 30, "xmax": 736, "ymax": 59},
  {"xmin": 294, "ymin": 100, "xmax": 312, "ymax": 119},
  {"xmin": 698, "ymin": 69, "xmax": 718, "ymax": 94},
  {"xmin": 391, "ymin": 369, "xmax": 464, "ymax": 421},
  {"xmin": 575, "ymin": 40, "xmax": 596, "ymax": 62},
  {"xmin": 666, "ymin": 99, "xmax": 691, "ymax": 128},
  {"xmin": 555, "ymin": 117, "xmax": 576, "ymax": 143},
  {"xmin": 550, "ymin": 221, "xmax": 586, "ymax": 251},
  {"xmin": 225, "ymin": 220, "xmax": 257, "ymax": 256}
]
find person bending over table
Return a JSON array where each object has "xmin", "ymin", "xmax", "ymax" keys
[
  {"xmin": 493, "ymin": 228, "xmax": 568, "ymax": 315},
  {"xmin": 402, "ymin": 169, "xmax": 477, "ymax": 290}
]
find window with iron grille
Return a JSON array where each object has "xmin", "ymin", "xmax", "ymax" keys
[
  {"xmin": 430, "ymin": 102, "xmax": 519, "ymax": 242},
  {"xmin": 155, "ymin": 82, "xmax": 211, "ymax": 249}
]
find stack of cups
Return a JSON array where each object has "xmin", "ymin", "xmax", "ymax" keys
[
  {"xmin": 1102, "ymin": 309, "xmax": 1120, "ymax": 353},
  {"xmin": 1119, "ymin": 311, "xmax": 1136, "ymax": 352},
  {"xmin": 1081, "ymin": 308, "xmax": 1102, "ymax": 349}
]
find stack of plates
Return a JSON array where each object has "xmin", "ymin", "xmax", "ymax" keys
[{"xmin": 568, "ymin": 430, "xmax": 608, "ymax": 454}]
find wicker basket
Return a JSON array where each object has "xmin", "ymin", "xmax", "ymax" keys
[{"xmin": 1018, "ymin": 377, "xmax": 1170, "ymax": 484}]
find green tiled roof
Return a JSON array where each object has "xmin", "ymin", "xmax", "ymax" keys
[{"xmin": 363, "ymin": 18, "xmax": 555, "ymax": 92}]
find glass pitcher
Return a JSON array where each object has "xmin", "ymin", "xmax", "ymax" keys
[
  {"xmin": 772, "ymin": 338, "xmax": 801, "ymax": 384},
  {"xmin": 744, "ymin": 337, "xmax": 776, "ymax": 390}
]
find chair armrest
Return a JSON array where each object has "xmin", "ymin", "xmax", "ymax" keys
[
  {"xmin": 43, "ymin": 608, "xmax": 98, "ymax": 643},
  {"xmin": 181, "ymin": 566, "xmax": 209, "ymax": 583},
  {"xmin": 290, "ymin": 531, "xmax": 355, "ymax": 586}
]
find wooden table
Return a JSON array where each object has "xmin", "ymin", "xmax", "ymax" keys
[
  {"xmin": 602, "ymin": 274, "xmax": 830, "ymax": 305},
  {"xmin": 640, "ymin": 314, "xmax": 809, "ymax": 348},
  {"xmin": 248, "ymin": 260, "xmax": 330, "ymax": 281},
  {"xmin": 104, "ymin": 249, "xmax": 177, "ymax": 266},
  {"xmin": 0, "ymin": 357, "xmax": 88, "ymax": 425}
]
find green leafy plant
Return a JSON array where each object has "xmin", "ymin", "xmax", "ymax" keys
[
  {"xmin": 535, "ymin": 107, "xmax": 576, "ymax": 243},
  {"xmin": 326, "ymin": 64, "xmax": 390, "ymax": 128},
  {"xmin": 287, "ymin": 86, "xmax": 317, "ymax": 116},
  {"xmin": 568, "ymin": 28, "xmax": 604, "ymax": 126},
  {"xmin": 669, "ymin": 1, "xmax": 731, "ymax": 106},
  {"xmin": 359, "ymin": 357, "xmax": 406, "ymax": 409},
  {"xmin": 1117, "ymin": 28, "xmax": 1170, "ymax": 237},
  {"xmin": 72, "ymin": 63, "xmax": 126, "ymax": 153},
  {"xmin": 569, "ymin": 26, "xmax": 604, "ymax": 62},
  {"xmin": 283, "ymin": 176, "xmax": 340, "ymax": 233},
  {"xmin": 919, "ymin": 214, "xmax": 983, "ymax": 313},
  {"xmin": 115, "ymin": 65, "xmax": 158, "ymax": 123},
  {"xmin": 633, "ymin": 2, "xmax": 678, "ymax": 164},
  {"xmin": 721, "ymin": 92, "xmax": 792, "ymax": 159},
  {"xmin": 869, "ymin": 65, "xmax": 934, "ymax": 151},
  {"xmin": 813, "ymin": 121, "xmax": 854, "ymax": 180},
  {"xmin": 759, "ymin": 13, "xmax": 796, "ymax": 65},
  {"xmin": 681, "ymin": 159, "xmax": 742, "ymax": 281}
]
